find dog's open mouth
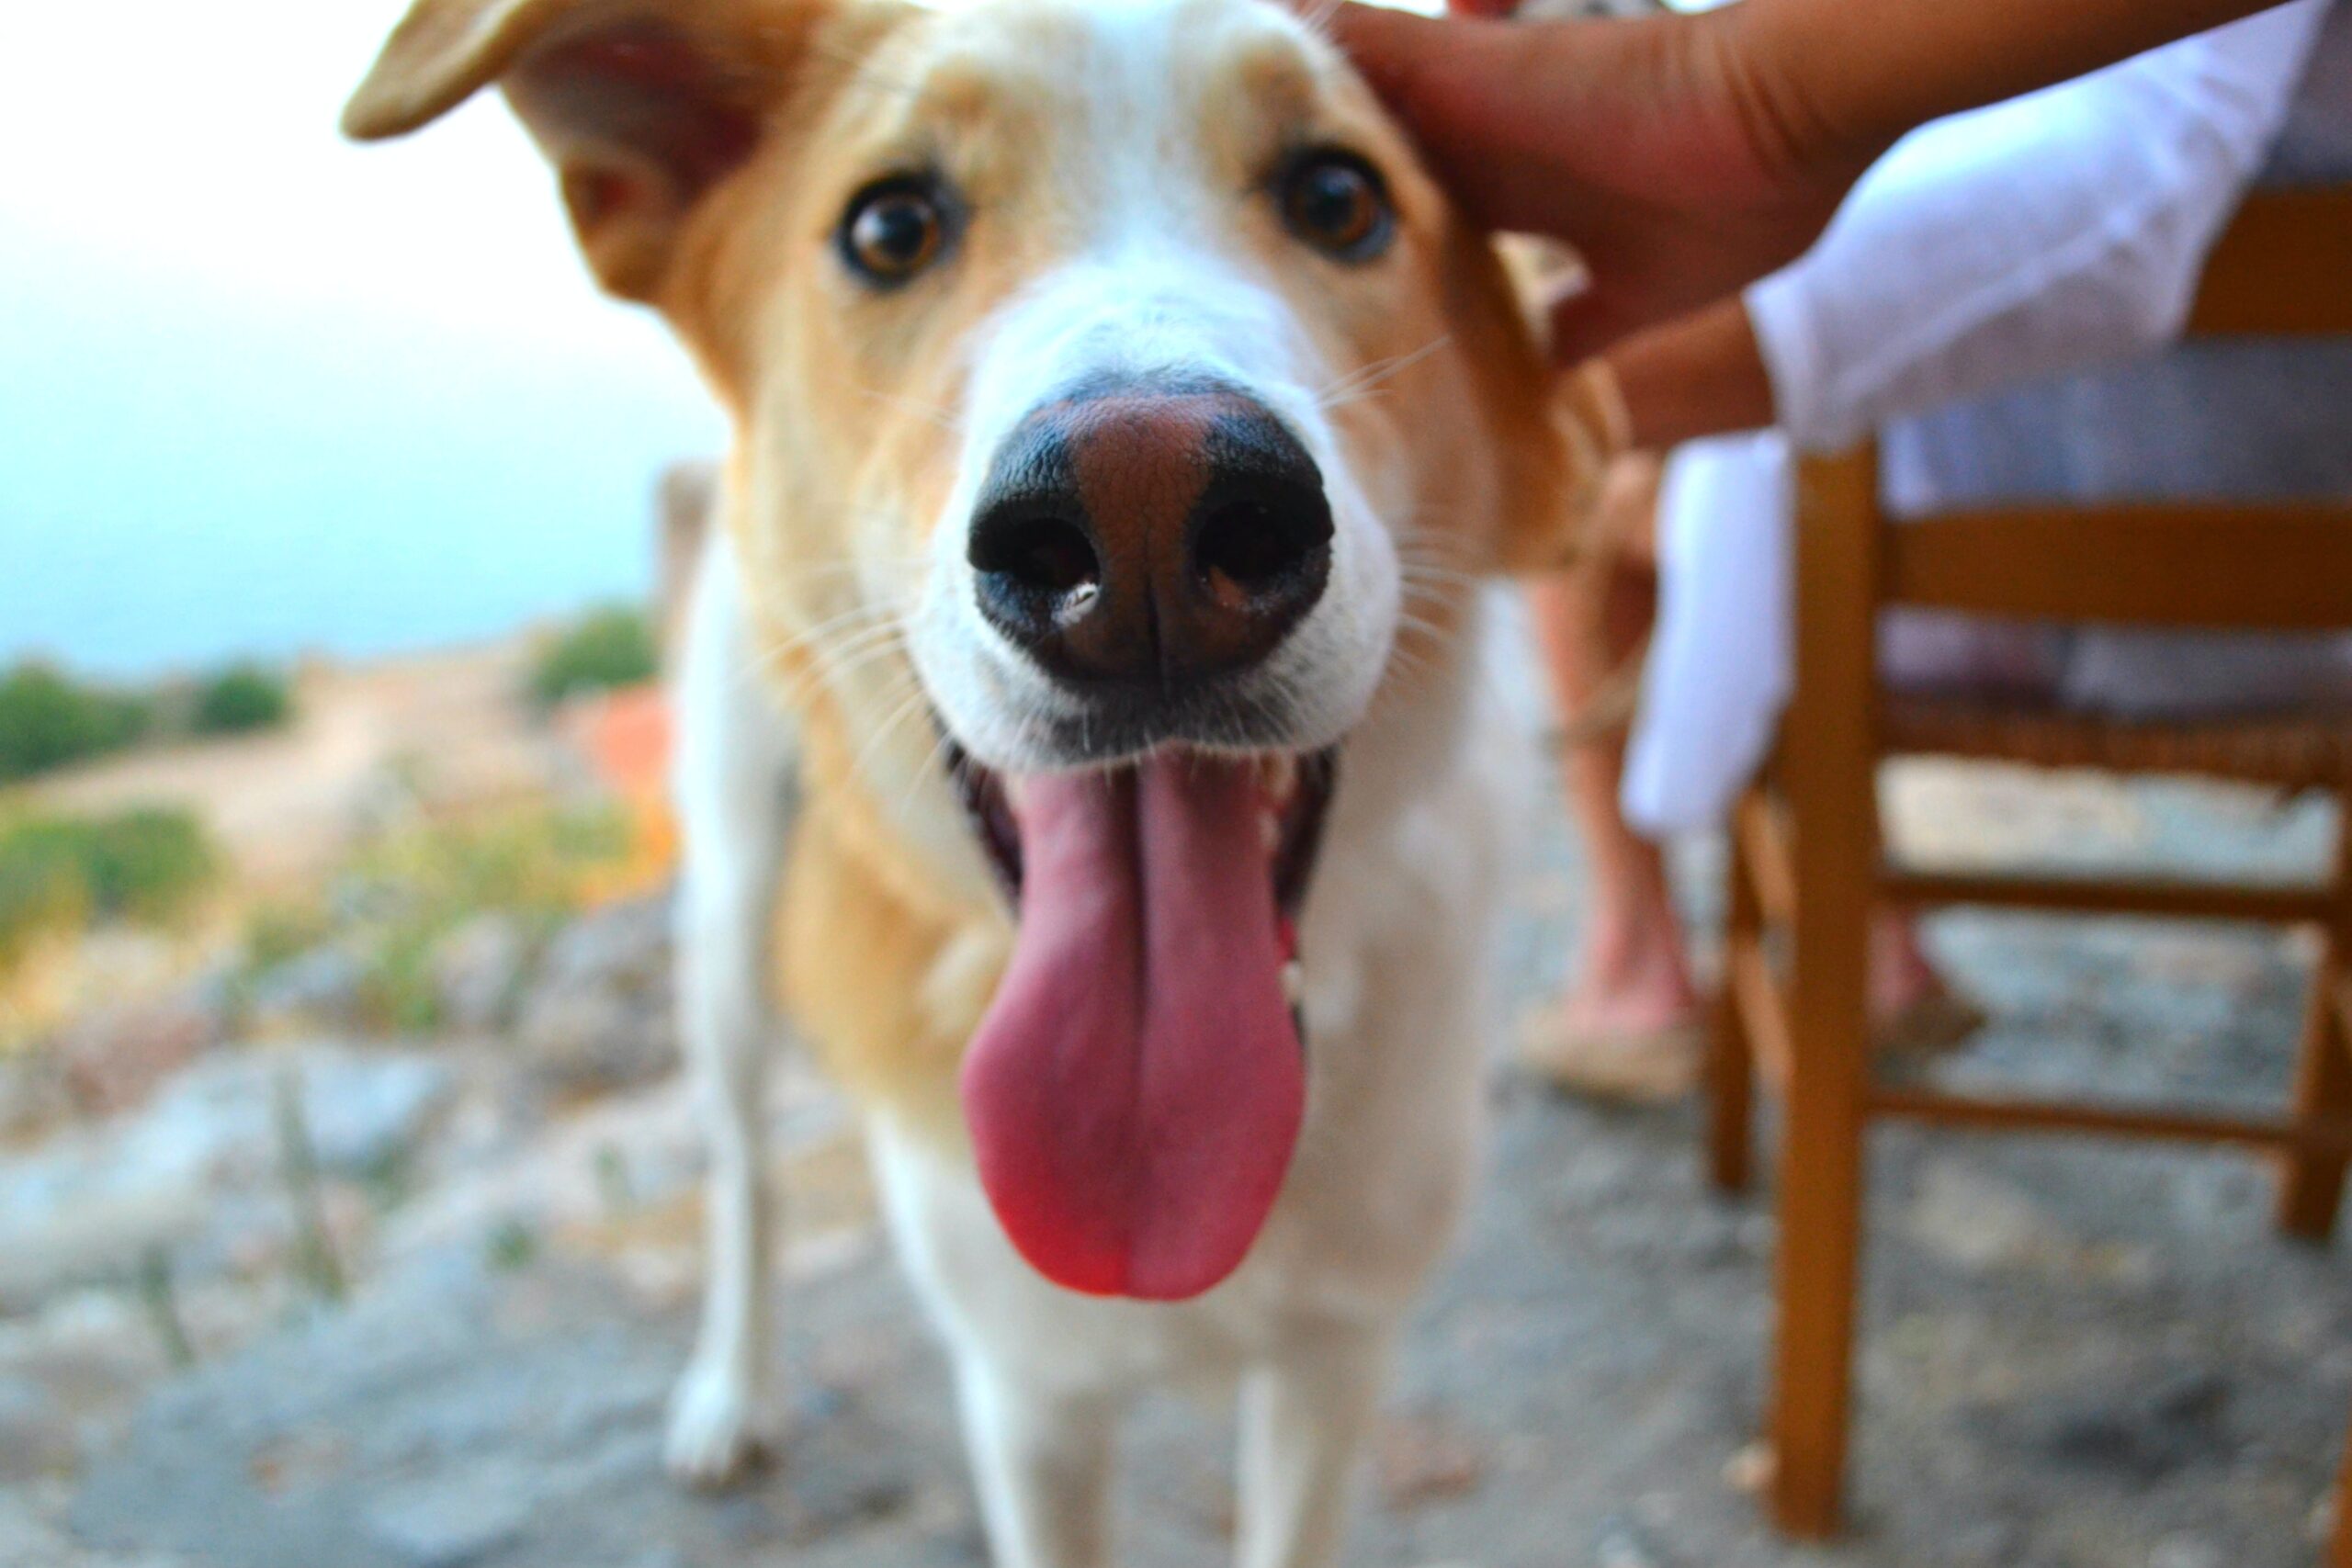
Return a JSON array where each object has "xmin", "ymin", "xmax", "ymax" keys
[{"xmin": 946, "ymin": 743, "xmax": 1339, "ymax": 1303}]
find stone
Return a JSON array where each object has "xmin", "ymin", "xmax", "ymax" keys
[
  {"xmin": 0, "ymin": 1051, "xmax": 73, "ymax": 1144},
  {"xmin": 432, "ymin": 916, "xmax": 530, "ymax": 1037},
  {"xmin": 366, "ymin": 1481, "xmax": 529, "ymax": 1568},
  {"xmin": 2148, "ymin": 1535, "xmax": 2226, "ymax": 1568},
  {"xmin": 0, "ymin": 1044, "xmax": 453, "ymax": 1303},
  {"xmin": 514, "ymin": 990, "xmax": 675, "ymax": 1100},
  {"xmin": 140, "ymin": 1045, "xmax": 457, "ymax": 1179},
  {"xmin": 1905, "ymin": 1161, "xmax": 2056, "ymax": 1272},
  {"xmin": 244, "ymin": 949, "xmax": 368, "ymax": 1035},
  {"xmin": 2034, "ymin": 1372, "xmax": 2233, "ymax": 1485},
  {"xmin": 46, "ymin": 980, "xmax": 232, "ymax": 1119},
  {"xmin": 537, "ymin": 897, "xmax": 670, "ymax": 995},
  {"xmin": 1594, "ymin": 1517, "xmax": 1672, "ymax": 1568},
  {"xmin": 514, "ymin": 897, "xmax": 676, "ymax": 1098},
  {"xmin": 1374, "ymin": 1411, "xmax": 1486, "ymax": 1512},
  {"xmin": 0, "ymin": 1376, "xmax": 80, "ymax": 1483}
]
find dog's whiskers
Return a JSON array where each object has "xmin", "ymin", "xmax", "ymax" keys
[
  {"xmin": 1313, "ymin": 335, "xmax": 1453, "ymax": 412},
  {"xmin": 808, "ymin": 40, "xmax": 924, "ymax": 102},
  {"xmin": 752, "ymin": 632, "xmax": 910, "ymax": 715},
  {"xmin": 895, "ymin": 723, "xmax": 962, "ymax": 823},
  {"xmin": 1396, "ymin": 556, "xmax": 1485, "ymax": 591},
  {"xmin": 742, "ymin": 603, "xmax": 897, "ymax": 678},
  {"xmin": 1294, "ymin": 0, "xmax": 1350, "ymax": 42},
  {"xmin": 739, "ymin": 608, "xmax": 909, "ymax": 706},
  {"xmin": 854, "ymin": 385, "xmax": 962, "ymax": 433},
  {"xmin": 847, "ymin": 678, "xmax": 940, "ymax": 794}
]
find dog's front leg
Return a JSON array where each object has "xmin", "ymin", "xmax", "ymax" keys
[
  {"xmin": 956, "ymin": 1356, "xmax": 1122, "ymax": 1568},
  {"xmin": 665, "ymin": 537, "xmax": 800, "ymax": 1487},
  {"xmin": 1234, "ymin": 1323, "xmax": 1395, "ymax": 1568}
]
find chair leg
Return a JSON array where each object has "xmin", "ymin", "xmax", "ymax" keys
[
  {"xmin": 1708, "ymin": 811, "xmax": 1761, "ymax": 1194},
  {"xmin": 2332, "ymin": 1409, "xmax": 2352, "ymax": 1568},
  {"xmin": 1764, "ymin": 448, "xmax": 1882, "ymax": 1540},
  {"xmin": 1766, "ymin": 852, "xmax": 1871, "ymax": 1539},
  {"xmin": 1707, "ymin": 977, "xmax": 1757, "ymax": 1192},
  {"xmin": 2277, "ymin": 947, "xmax": 2349, "ymax": 1240},
  {"xmin": 2279, "ymin": 805, "xmax": 2352, "ymax": 1242}
]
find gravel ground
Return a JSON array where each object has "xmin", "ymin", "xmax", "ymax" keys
[{"xmin": 12, "ymin": 763, "xmax": 2351, "ymax": 1568}]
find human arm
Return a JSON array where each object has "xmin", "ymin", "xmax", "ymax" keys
[
  {"xmin": 1323, "ymin": 0, "xmax": 2306, "ymax": 358},
  {"xmin": 1579, "ymin": 3, "xmax": 2328, "ymax": 451}
]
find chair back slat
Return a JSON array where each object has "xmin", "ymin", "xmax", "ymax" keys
[
  {"xmin": 2186, "ymin": 188, "xmax": 2352, "ymax": 336},
  {"xmin": 1883, "ymin": 503, "xmax": 2352, "ymax": 629}
]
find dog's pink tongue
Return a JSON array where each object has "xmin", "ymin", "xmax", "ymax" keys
[{"xmin": 960, "ymin": 755, "xmax": 1305, "ymax": 1302}]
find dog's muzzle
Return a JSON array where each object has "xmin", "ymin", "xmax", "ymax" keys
[{"xmin": 967, "ymin": 378, "xmax": 1333, "ymax": 714}]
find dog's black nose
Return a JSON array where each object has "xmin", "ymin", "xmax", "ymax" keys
[{"xmin": 968, "ymin": 383, "xmax": 1332, "ymax": 689}]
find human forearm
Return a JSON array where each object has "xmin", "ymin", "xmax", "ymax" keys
[
  {"xmin": 1739, "ymin": 2, "xmax": 2321, "ymax": 449},
  {"xmin": 1728, "ymin": 0, "xmax": 2287, "ymax": 182},
  {"xmin": 1324, "ymin": 0, "xmax": 2301, "ymax": 359},
  {"xmin": 1602, "ymin": 299, "xmax": 1776, "ymax": 451}
]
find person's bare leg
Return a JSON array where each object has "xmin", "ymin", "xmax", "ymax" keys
[
  {"xmin": 1532, "ymin": 565, "xmax": 1698, "ymax": 1039},
  {"xmin": 1523, "ymin": 457, "xmax": 1702, "ymax": 1097},
  {"xmin": 1525, "ymin": 457, "xmax": 1973, "ymax": 1091}
]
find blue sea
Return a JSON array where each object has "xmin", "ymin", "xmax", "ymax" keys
[{"xmin": 2, "ymin": 233, "xmax": 722, "ymax": 680}]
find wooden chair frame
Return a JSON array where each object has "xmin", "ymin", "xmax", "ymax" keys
[{"xmin": 1708, "ymin": 188, "xmax": 2352, "ymax": 1544}]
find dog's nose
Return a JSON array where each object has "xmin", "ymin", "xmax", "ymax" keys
[{"xmin": 968, "ymin": 384, "xmax": 1332, "ymax": 688}]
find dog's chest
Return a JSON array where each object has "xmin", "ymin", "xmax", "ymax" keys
[{"xmin": 856, "ymin": 645, "xmax": 1532, "ymax": 1370}]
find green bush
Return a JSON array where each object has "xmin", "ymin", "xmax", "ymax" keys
[
  {"xmin": 191, "ymin": 663, "xmax": 293, "ymax": 737},
  {"xmin": 0, "ymin": 842, "xmax": 86, "ymax": 970},
  {"xmin": 243, "ymin": 802, "xmax": 633, "ymax": 1032},
  {"xmin": 529, "ymin": 606, "xmax": 659, "ymax": 708},
  {"xmin": 0, "ymin": 664, "xmax": 150, "ymax": 784},
  {"xmin": 0, "ymin": 808, "xmax": 217, "ymax": 967}
]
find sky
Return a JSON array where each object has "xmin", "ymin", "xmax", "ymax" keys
[
  {"xmin": 0, "ymin": 0, "xmax": 721, "ymax": 676},
  {"xmin": 0, "ymin": 0, "xmax": 1455, "ymax": 679}
]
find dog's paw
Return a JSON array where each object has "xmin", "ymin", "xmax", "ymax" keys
[{"xmin": 664, "ymin": 1360, "xmax": 777, "ymax": 1489}]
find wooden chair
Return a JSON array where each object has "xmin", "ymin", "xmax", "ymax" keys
[
  {"xmin": 2337, "ymin": 1411, "xmax": 2352, "ymax": 1568},
  {"xmin": 1708, "ymin": 186, "xmax": 2352, "ymax": 1542}
]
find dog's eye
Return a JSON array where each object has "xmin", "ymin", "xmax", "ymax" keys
[
  {"xmin": 1279, "ymin": 151, "xmax": 1394, "ymax": 263},
  {"xmin": 840, "ymin": 176, "xmax": 951, "ymax": 286}
]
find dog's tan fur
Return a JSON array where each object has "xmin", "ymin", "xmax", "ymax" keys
[
  {"xmin": 352, "ymin": 0, "xmax": 1587, "ymax": 1142},
  {"xmin": 347, "ymin": 1, "xmax": 1605, "ymax": 1556}
]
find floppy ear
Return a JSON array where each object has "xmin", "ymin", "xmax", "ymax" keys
[
  {"xmin": 1438, "ymin": 229, "xmax": 1619, "ymax": 574},
  {"xmin": 1498, "ymin": 360, "xmax": 1625, "ymax": 572},
  {"xmin": 344, "ymin": 0, "xmax": 845, "ymax": 302}
]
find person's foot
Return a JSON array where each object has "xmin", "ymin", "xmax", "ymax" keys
[
  {"xmin": 1871, "ymin": 915, "xmax": 1987, "ymax": 1055},
  {"xmin": 1563, "ymin": 914, "xmax": 1702, "ymax": 1039},
  {"xmin": 1522, "ymin": 911, "xmax": 1984, "ymax": 1103},
  {"xmin": 1520, "ymin": 910, "xmax": 1706, "ymax": 1103}
]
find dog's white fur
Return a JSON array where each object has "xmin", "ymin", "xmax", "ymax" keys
[
  {"xmin": 669, "ymin": 525, "xmax": 1531, "ymax": 1565},
  {"xmin": 672, "ymin": 130, "xmax": 1535, "ymax": 1532},
  {"xmin": 345, "ymin": 1, "xmax": 1596, "ymax": 1559}
]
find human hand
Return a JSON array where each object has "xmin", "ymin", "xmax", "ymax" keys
[{"xmin": 1323, "ymin": 0, "xmax": 1872, "ymax": 362}]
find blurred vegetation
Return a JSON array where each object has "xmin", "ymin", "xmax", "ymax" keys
[
  {"xmin": 529, "ymin": 607, "xmax": 659, "ymax": 708},
  {"xmin": 0, "ymin": 658, "xmax": 297, "ymax": 784},
  {"xmin": 190, "ymin": 663, "xmax": 293, "ymax": 737},
  {"xmin": 0, "ymin": 665, "xmax": 152, "ymax": 784},
  {"xmin": 0, "ymin": 807, "xmax": 218, "ymax": 969},
  {"xmin": 237, "ymin": 802, "xmax": 634, "ymax": 1034}
]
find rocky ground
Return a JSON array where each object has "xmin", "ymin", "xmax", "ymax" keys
[{"xmin": 2, "ymin": 761, "xmax": 2347, "ymax": 1568}]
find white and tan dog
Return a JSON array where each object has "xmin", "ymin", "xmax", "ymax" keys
[{"xmin": 345, "ymin": 2, "xmax": 1605, "ymax": 1561}]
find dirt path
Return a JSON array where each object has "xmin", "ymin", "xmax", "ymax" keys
[{"xmin": 26, "ymin": 641, "xmax": 563, "ymax": 882}]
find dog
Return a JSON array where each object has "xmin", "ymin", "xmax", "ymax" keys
[{"xmin": 345, "ymin": 1, "xmax": 1609, "ymax": 1561}]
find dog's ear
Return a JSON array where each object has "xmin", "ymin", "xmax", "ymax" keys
[
  {"xmin": 344, "ymin": 0, "xmax": 864, "ymax": 302},
  {"xmin": 1436, "ymin": 230, "xmax": 1618, "ymax": 574},
  {"xmin": 1504, "ymin": 360, "xmax": 1625, "ymax": 572}
]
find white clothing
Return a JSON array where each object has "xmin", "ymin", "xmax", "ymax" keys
[{"xmin": 1624, "ymin": 1, "xmax": 2352, "ymax": 836}]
